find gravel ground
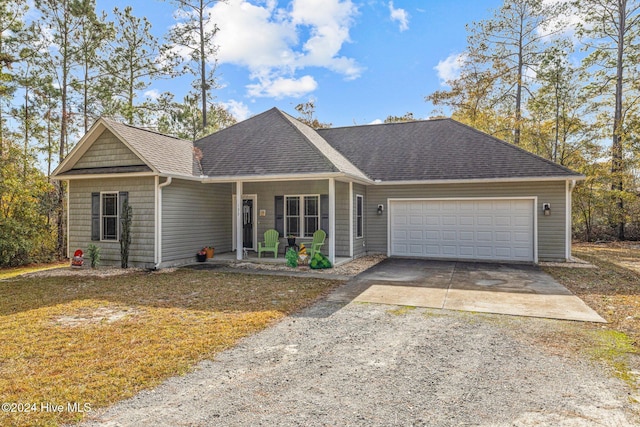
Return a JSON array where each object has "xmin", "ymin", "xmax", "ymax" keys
[{"xmin": 80, "ymin": 298, "xmax": 639, "ymax": 427}]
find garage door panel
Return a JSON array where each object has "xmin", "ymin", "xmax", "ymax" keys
[
  {"xmin": 409, "ymin": 230, "xmax": 423, "ymax": 240},
  {"xmin": 459, "ymin": 231, "xmax": 474, "ymax": 241},
  {"xmin": 459, "ymin": 216, "xmax": 474, "ymax": 225},
  {"xmin": 442, "ymin": 245, "xmax": 457, "ymax": 256},
  {"xmin": 426, "ymin": 216, "xmax": 440, "ymax": 225},
  {"xmin": 425, "ymin": 230, "xmax": 440, "ymax": 240},
  {"xmin": 476, "ymin": 231, "xmax": 492, "ymax": 241},
  {"xmin": 477, "ymin": 216, "xmax": 493, "ymax": 226},
  {"xmin": 409, "ymin": 244, "xmax": 424, "ymax": 255},
  {"xmin": 459, "ymin": 246, "xmax": 474, "ymax": 256},
  {"xmin": 390, "ymin": 199, "xmax": 534, "ymax": 262},
  {"xmin": 494, "ymin": 216, "xmax": 511, "ymax": 226},
  {"xmin": 409, "ymin": 215, "xmax": 423, "ymax": 225},
  {"xmin": 442, "ymin": 231, "xmax": 456, "ymax": 240}
]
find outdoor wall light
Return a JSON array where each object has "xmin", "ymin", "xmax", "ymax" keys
[
  {"xmin": 543, "ymin": 203, "xmax": 551, "ymax": 216},
  {"xmin": 377, "ymin": 204, "xmax": 384, "ymax": 215}
]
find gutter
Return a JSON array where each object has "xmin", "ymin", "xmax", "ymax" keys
[
  {"xmin": 154, "ymin": 177, "xmax": 173, "ymax": 269},
  {"xmin": 372, "ymin": 176, "xmax": 586, "ymax": 186}
]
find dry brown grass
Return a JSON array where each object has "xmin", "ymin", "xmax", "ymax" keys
[
  {"xmin": 0, "ymin": 269, "xmax": 340, "ymax": 426},
  {"xmin": 539, "ymin": 243, "xmax": 640, "ymax": 393},
  {"xmin": 543, "ymin": 243, "xmax": 640, "ymax": 348}
]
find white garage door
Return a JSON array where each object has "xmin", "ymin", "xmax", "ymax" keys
[{"xmin": 389, "ymin": 199, "xmax": 534, "ymax": 262}]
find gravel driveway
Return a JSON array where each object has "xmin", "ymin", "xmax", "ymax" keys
[{"xmin": 81, "ymin": 295, "xmax": 639, "ymax": 427}]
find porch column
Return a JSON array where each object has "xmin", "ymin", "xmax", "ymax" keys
[
  {"xmin": 236, "ymin": 181, "xmax": 243, "ymax": 260},
  {"xmin": 329, "ymin": 178, "xmax": 336, "ymax": 265},
  {"xmin": 348, "ymin": 181, "xmax": 354, "ymax": 258}
]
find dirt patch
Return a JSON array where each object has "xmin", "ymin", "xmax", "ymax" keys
[
  {"xmin": 24, "ymin": 266, "xmax": 144, "ymax": 278},
  {"xmin": 52, "ymin": 306, "xmax": 142, "ymax": 328}
]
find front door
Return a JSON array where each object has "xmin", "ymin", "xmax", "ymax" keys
[{"xmin": 242, "ymin": 199, "xmax": 253, "ymax": 249}]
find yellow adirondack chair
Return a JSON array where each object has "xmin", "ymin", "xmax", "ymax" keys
[
  {"xmin": 299, "ymin": 229, "xmax": 326, "ymax": 259},
  {"xmin": 258, "ymin": 229, "xmax": 280, "ymax": 258}
]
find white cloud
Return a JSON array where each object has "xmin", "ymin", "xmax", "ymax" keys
[
  {"xmin": 183, "ymin": 0, "xmax": 362, "ymax": 99},
  {"xmin": 434, "ymin": 53, "xmax": 467, "ymax": 85},
  {"xmin": 369, "ymin": 119, "xmax": 383, "ymax": 125},
  {"xmin": 246, "ymin": 75, "xmax": 318, "ymax": 99},
  {"xmin": 144, "ymin": 89, "xmax": 162, "ymax": 100},
  {"xmin": 389, "ymin": 1, "xmax": 409, "ymax": 32},
  {"xmin": 219, "ymin": 99, "xmax": 252, "ymax": 121}
]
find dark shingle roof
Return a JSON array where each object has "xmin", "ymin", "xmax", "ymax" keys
[
  {"xmin": 317, "ymin": 118, "xmax": 582, "ymax": 181},
  {"xmin": 195, "ymin": 108, "xmax": 367, "ymax": 179},
  {"xmin": 103, "ymin": 118, "xmax": 199, "ymax": 176}
]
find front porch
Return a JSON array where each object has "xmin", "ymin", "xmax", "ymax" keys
[{"xmin": 205, "ymin": 250, "xmax": 353, "ymax": 267}]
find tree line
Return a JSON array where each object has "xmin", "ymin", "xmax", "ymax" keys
[
  {"xmin": 426, "ymin": 0, "xmax": 640, "ymax": 242},
  {"xmin": 0, "ymin": 0, "xmax": 234, "ymax": 266},
  {"xmin": 1, "ymin": 0, "xmax": 639, "ymax": 266}
]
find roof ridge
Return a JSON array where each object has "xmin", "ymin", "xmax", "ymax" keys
[
  {"xmin": 448, "ymin": 119, "xmax": 580, "ymax": 175},
  {"xmin": 276, "ymin": 109, "xmax": 340, "ymax": 173},
  {"xmin": 278, "ymin": 109, "xmax": 370, "ymax": 180},
  {"xmin": 318, "ymin": 116, "xmax": 449, "ymax": 132}
]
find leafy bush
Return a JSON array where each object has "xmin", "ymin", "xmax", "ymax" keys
[
  {"xmin": 87, "ymin": 244, "xmax": 101, "ymax": 268},
  {"xmin": 309, "ymin": 252, "xmax": 332, "ymax": 269},
  {"xmin": 285, "ymin": 247, "xmax": 298, "ymax": 268}
]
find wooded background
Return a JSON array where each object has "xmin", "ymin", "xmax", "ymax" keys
[{"xmin": 1, "ymin": 0, "xmax": 639, "ymax": 266}]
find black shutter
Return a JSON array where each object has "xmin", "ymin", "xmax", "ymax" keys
[
  {"xmin": 118, "ymin": 191, "xmax": 129, "ymax": 239},
  {"xmin": 274, "ymin": 196, "xmax": 284, "ymax": 235},
  {"xmin": 320, "ymin": 194, "xmax": 329, "ymax": 236},
  {"xmin": 91, "ymin": 192, "xmax": 100, "ymax": 241}
]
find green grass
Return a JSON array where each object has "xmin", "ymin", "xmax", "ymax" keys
[
  {"xmin": 0, "ymin": 269, "xmax": 340, "ymax": 426},
  {"xmin": 386, "ymin": 305, "xmax": 416, "ymax": 315}
]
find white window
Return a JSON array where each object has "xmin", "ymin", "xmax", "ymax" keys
[
  {"xmin": 356, "ymin": 194, "xmax": 364, "ymax": 238},
  {"xmin": 101, "ymin": 192, "xmax": 119, "ymax": 241},
  {"xmin": 285, "ymin": 195, "xmax": 320, "ymax": 237}
]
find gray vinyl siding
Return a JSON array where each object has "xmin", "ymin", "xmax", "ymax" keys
[
  {"xmin": 73, "ymin": 130, "xmax": 145, "ymax": 169},
  {"xmin": 68, "ymin": 177, "xmax": 156, "ymax": 267},
  {"xmin": 353, "ymin": 183, "xmax": 367, "ymax": 258},
  {"xmin": 241, "ymin": 180, "xmax": 349, "ymax": 257},
  {"xmin": 365, "ymin": 181, "xmax": 568, "ymax": 262},
  {"xmin": 162, "ymin": 180, "xmax": 232, "ymax": 263}
]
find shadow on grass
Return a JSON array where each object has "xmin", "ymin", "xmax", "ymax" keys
[{"xmin": 0, "ymin": 269, "xmax": 344, "ymax": 317}]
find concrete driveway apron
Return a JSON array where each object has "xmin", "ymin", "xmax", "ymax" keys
[{"xmin": 330, "ymin": 258, "xmax": 605, "ymax": 323}]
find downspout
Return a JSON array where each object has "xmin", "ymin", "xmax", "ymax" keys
[{"xmin": 155, "ymin": 176, "xmax": 172, "ymax": 269}]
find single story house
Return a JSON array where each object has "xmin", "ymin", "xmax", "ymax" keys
[{"xmin": 52, "ymin": 107, "xmax": 585, "ymax": 268}]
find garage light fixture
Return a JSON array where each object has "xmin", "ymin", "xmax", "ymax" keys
[
  {"xmin": 543, "ymin": 203, "xmax": 551, "ymax": 216},
  {"xmin": 377, "ymin": 204, "xmax": 384, "ymax": 215}
]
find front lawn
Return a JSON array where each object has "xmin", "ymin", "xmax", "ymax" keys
[{"xmin": 0, "ymin": 269, "xmax": 340, "ymax": 426}]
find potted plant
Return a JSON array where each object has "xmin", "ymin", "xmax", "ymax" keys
[
  {"xmin": 204, "ymin": 246, "xmax": 214, "ymax": 258},
  {"xmin": 196, "ymin": 249, "xmax": 207, "ymax": 262}
]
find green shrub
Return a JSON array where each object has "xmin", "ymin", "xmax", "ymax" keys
[
  {"xmin": 87, "ymin": 244, "xmax": 101, "ymax": 268},
  {"xmin": 285, "ymin": 248, "xmax": 298, "ymax": 268}
]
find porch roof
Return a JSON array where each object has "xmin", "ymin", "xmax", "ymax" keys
[{"xmin": 195, "ymin": 108, "xmax": 369, "ymax": 182}]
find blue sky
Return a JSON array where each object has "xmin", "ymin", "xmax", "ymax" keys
[{"xmin": 96, "ymin": 0, "xmax": 503, "ymax": 127}]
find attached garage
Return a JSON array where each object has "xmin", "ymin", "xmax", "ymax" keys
[{"xmin": 389, "ymin": 198, "xmax": 536, "ymax": 263}]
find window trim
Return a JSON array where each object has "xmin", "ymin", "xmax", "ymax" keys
[
  {"xmin": 284, "ymin": 194, "xmax": 320, "ymax": 238},
  {"xmin": 356, "ymin": 194, "xmax": 364, "ymax": 238},
  {"xmin": 100, "ymin": 191, "xmax": 119, "ymax": 242}
]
